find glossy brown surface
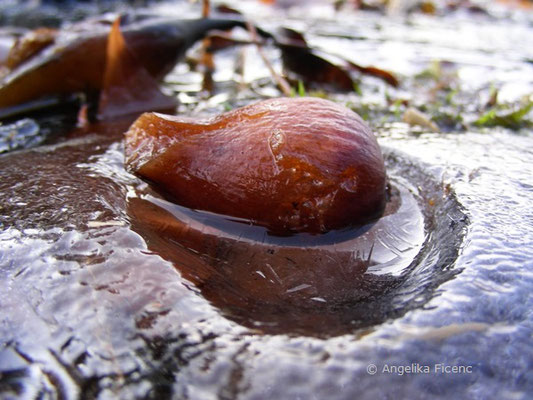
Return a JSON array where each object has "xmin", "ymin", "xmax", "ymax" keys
[{"xmin": 125, "ymin": 97, "xmax": 387, "ymax": 234}]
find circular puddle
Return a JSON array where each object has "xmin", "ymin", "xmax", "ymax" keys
[{"xmin": 126, "ymin": 147, "xmax": 468, "ymax": 337}]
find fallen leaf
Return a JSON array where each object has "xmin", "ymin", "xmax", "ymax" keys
[
  {"xmin": 346, "ymin": 61, "xmax": 399, "ymax": 87},
  {"xmin": 277, "ymin": 28, "xmax": 354, "ymax": 92},
  {"xmin": 5, "ymin": 28, "xmax": 58, "ymax": 71},
  {"xmin": 98, "ymin": 17, "xmax": 176, "ymax": 120},
  {"xmin": 277, "ymin": 28, "xmax": 398, "ymax": 90},
  {"xmin": 403, "ymin": 107, "xmax": 440, "ymax": 132}
]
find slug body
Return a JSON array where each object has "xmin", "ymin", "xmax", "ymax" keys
[{"xmin": 125, "ymin": 97, "xmax": 386, "ymax": 235}]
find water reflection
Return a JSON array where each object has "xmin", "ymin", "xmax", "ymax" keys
[{"xmin": 124, "ymin": 146, "xmax": 431, "ymax": 336}]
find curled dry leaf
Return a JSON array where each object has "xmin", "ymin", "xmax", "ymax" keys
[
  {"xmin": 346, "ymin": 61, "xmax": 399, "ymax": 87},
  {"xmin": 277, "ymin": 27, "xmax": 398, "ymax": 91},
  {"xmin": 98, "ymin": 17, "xmax": 176, "ymax": 119},
  {"xmin": 4, "ymin": 28, "xmax": 58, "ymax": 72},
  {"xmin": 0, "ymin": 16, "xmax": 265, "ymax": 117},
  {"xmin": 277, "ymin": 28, "xmax": 355, "ymax": 92}
]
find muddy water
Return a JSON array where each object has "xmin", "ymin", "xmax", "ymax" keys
[{"xmin": 1, "ymin": 3, "xmax": 533, "ymax": 400}]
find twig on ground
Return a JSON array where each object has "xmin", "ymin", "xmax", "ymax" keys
[{"xmin": 246, "ymin": 21, "xmax": 292, "ymax": 97}]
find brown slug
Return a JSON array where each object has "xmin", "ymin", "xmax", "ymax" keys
[{"xmin": 124, "ymin": 97, "xmax": 386, "ymax": 235}]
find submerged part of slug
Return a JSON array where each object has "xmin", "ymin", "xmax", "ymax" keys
[{"xmin": 124, "ymin": 97, "xmax": 387, "ymax": 235}]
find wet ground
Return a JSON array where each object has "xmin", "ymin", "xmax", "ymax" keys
[{"xmin": 1, "ymin": 1, "xmax": 533, "ymax": 399}]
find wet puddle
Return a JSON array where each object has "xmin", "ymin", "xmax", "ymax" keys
[{"xmin": 0, "ymin": 119, "xmax": 462, "ymax": 338}]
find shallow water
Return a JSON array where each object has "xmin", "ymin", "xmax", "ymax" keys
[{"xmin": 1, "ymin": 2, "xmax": 533, "ymax": 399}]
